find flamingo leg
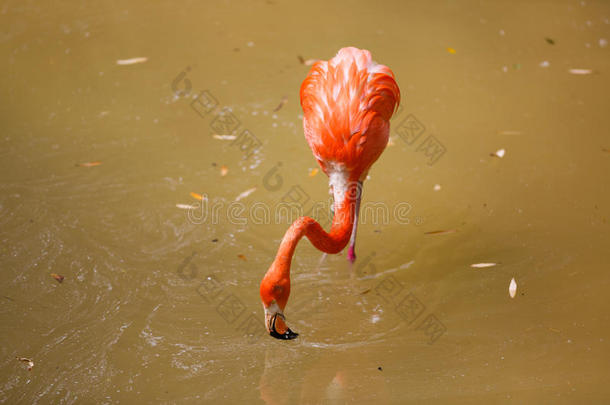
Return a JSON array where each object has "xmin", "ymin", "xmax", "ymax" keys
[{"xmin": 347, "ymin": 181, "xmax": 362, "ymax": 263}]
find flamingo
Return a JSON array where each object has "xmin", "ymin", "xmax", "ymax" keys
[{"xmin": 260, "ymin": 47, "xmax": 400, "ymax": 339}]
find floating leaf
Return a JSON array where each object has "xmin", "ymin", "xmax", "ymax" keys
[
  {"xmin": 447, "ymin": 47, "xmax": 456, "ymax": 54},
  {"xmin": 470, "ymin": 263, "xmax": 497, "ymax": 268},
  {"xmin": 213, "ymin": 134, "xmax": 236, "ymax": 140},
  {"xmin": 509, "ymin": 277, "xmax": 517, "ymax": 298},
  {"xmin": 273, "ymin": 96, "xmax": 288, "ymax": 112},
  {"xmin": 235, "ymin": 187, "xmax": 256, "ymax": 201},
  {"xmin": 545, "ymin": 37, "xmax": 555, "ymax": 45},
  {"xmin": 297, "ymin": 55, "xmax": 305, "ymax": 64},
  {"xmin": 16, "ymin": 357, "xmax": 34, "ymax": 371},
  {"xmin": 220, "ymin": 165, "xmax": 228, "ymax": 176},
  {"xmin": 308, "ymin": 168, "xmax": 319, "ymax": 177},
  {"xmin": 50, "ymin": 273, "xmax": 64, "ymax": 283},
  {"xmin": 237, "ymin": 254, "xmax": 247, "ymax": 261},
  {"xmin": 424, "ymin": 229, "xmax": 457, "ymax": 235},
  {"xmin": 568, "ymin": 68, "xmax": 593, "ymax": 75},
  {"xmin": 76, "ymin": 161, "xmax": 102, "ymax": 167},
  {"xmin": 190, "ymin": 192, "xmax": 205, "ymax": 201},
  {"xmin": 116, "ymin": 57, "xmax": 148, "ymax": 65},
  {"xmin": 176, "ymin": 203, "xmax": 197, "ymax": 210}
]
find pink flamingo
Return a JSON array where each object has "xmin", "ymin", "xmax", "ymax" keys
[{"xmin": 260, "ymin": 47, "xmax": 400, "ymax": 339}]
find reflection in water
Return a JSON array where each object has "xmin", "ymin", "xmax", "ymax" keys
[{"xmin": 260, "ymin": 346, "xmax": 389, "ymax": 404}]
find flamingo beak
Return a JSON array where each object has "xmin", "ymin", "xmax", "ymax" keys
[{"xmin": 266, "ymin": 311, "xmax": 298, "ymax": 340}]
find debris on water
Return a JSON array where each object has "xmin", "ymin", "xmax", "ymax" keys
[
  {"xmin": 16, "ymin": 357, "xmax": 34, "ymax": 371},
  {"xmin": 539, "ymin": 61, "xmax": 550, "ymax": 68},
  {"xmin": 213, "ymin": 134, "xmax": 237, "ymax": 140},
  {"xmin": 273, "ymin": 96, "xmax": 288, "ymax": 112},
  {"xmin": 513, "ymin": 63, "xmax": 521, "ymax": 70},
  {"xmin": 359, "ymin": 288, "xmax": 371, "ymax": 295},
  {"xmin": 116, "ymin": 57, "xmax": 148, "ymax": 65},
  {"xmin": 176, "ymin": 203, "xmax": 197, "ymax": 210},
  {"xmin": 378, "ymin": 366, "xmax": 383, "ymax": 371},
  {"xmin": 602, "ymin": 147, "xmax": 610, "ymax": 153},
  {"xmin": 235, "ymin": 187, "xmax": 256, "ymax": 201},
  {"xmin": 433, "ymin": 184, "xmax": 441, "ymax": 191},
  {"xmin": 190, "ymin": 192, "xmax": 205, "ymax": 201},
  {"xmin": 220, "ymin": 165, "xmax": 228, "ymax": 177},
  {"xmin": 548, "ymin": 327, "xmax": 560, "ymax": 333},
  {"xmin": 299, "ymin": 57, "xmax": 318, "ymax": 66},
  {"xmin": 509, "ymin": 277, "xmax": 517, "ymax": 298},
  {"xmin": 424, "ymin": 229, "xmax": 457, "ymax": 235},
  {"xmin": 50, "ymin": 273, "xmax": 64, "ymax": 283},
  {"xmin": 545, "ymin": 37, "xmax": 555, "ymax": 45},
  {"xmin": 491, "ymin": 148, "xmax": 506, "ymax": 158},
  {"xmin": 212, "ymin": 238, "xmax": 218, "ymax": 242},
  {"xmin": 470, "ymin": 263, "xmax": 497, "ymax": 268},
  {"xmin": 600, "ymin": 38, "xmax": 608, "ymax": 48},
  {"xmin": 447, "ymin": 47, "xmax": 456, "ymax": 54},
  {"xmin": 568, "ymin": 68, "xmax": 593, "ymax": 75},
  {"xmin": 237, "ymin": 254, "xmax": 247, "ymax": 261},
  {"xmin": 309, "ymin": 168, "xmax": 319, "ymax": 177},
  {"xmin": 76, "ymin": 161, "xmax": 102, "ymax": 167}
]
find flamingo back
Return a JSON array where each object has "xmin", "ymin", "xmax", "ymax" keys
[{"xmin": 300, "ymin": 47, "xmax": 400, "ymax": 181}]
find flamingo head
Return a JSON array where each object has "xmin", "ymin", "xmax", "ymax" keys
[{"xmin": 260, "ymin": 270, "xmax": 298, "ymax": 340}]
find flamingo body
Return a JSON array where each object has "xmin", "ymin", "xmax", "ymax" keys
[
  {"xmin": 260, "ymin": 47, "xmax": 400, "ymax": 339},
  {"xmin": 301, "ymin": 47, "xmax": 400, "ymax": 186}
]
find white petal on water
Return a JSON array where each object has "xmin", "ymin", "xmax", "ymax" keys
[
  {"xmin": 116, "ymin": 57, "xmax": 148, "ymax": 65},
  {"xmin": 494, "ymin": 148, "xmax": 506, "ymax": 158},
  {"xmin": 235, "ymin": 187, "xmax": 256, "ymax": 201},
  {"xmin": 176, "ymin": 203, "xmax": 197, "ymax": 210},
  {"xmin": 568, "ymin": 68, "xmax": 593, "ymax": 75},
  {"xmin": 470, "ymin": 263, "xmax": 497, "ymax": 268},
  {"xmin": 509, "ymin": 277, "xmax": 517, "ymax": 298},
  {"xmin": 213, "ymin": 135, "xmax": 237, "ymax": 140}
]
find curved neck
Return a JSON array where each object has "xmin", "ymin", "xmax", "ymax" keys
[{"xmin": 271, "ymin": 190, "xmax": 356, "ymax": 276}]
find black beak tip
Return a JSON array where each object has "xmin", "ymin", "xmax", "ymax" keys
[{"xmin": 270, "ymin": 328, "xmax": 299, "ymax": 340}]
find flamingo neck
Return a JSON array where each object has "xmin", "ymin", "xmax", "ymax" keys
[{"xmin": 269, "ymin": 189, "xmax": 356, "ymax": 279}]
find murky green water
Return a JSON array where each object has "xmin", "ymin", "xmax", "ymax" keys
[{"xmin": 1, "ymin": 0, "xmax": 609, "ymax": 403}]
